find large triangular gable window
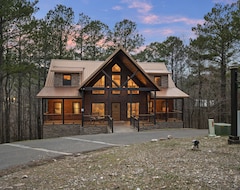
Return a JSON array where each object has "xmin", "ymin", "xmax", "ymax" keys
[
  {"xmin": 112, "ymin": 64, "xmax": 121, "ymax": 94},
  {"xmin": 92, "ymin": 76, "xmax": 105, "ymax": 94},
  {"xmin": 128, "ymin": 76, "xmax": 139, "ymax": 94},
  {"xmin": 112, "ymin": 64, "xmax": 121, "ymax": 72}
]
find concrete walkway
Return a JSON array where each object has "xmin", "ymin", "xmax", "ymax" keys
[
  {"xmin": 113, "ymin": 121, "xmax": 136, "ymax": 133},
  {"xmin": 0, "ymin": 128, "xmax": 208, "ymax": 172}
]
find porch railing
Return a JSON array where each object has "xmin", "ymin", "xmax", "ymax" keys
[
  {"xmin": 43, "ymin": 113, "xmax": 81, "ymax": 124},
  {"xmin": 131, "ymin": 113, "xmax": 156, "ymax": 131},
  {"xmin": 83, "ymin": 114, "xmax": 107, "ymax": 126},
  {"xmin": 155, "ymin": 110, "xmax": 183, "ymax": 122}
]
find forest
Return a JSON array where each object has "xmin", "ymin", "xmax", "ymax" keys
[{"xmin": 0, "ymin": 0, "xmax": 240, "ymax": 143}]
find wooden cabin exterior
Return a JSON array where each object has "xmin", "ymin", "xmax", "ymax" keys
[{"xmin": 37, "ymin": 48, "xmax": 189, "ymax": 138}]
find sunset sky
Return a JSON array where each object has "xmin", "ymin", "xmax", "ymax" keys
[{"xmin": 35, "ymin": 0, "xmax": 237, "ymax": 45}]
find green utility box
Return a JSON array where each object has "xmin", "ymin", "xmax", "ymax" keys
[{"xmin": 214, "ymin": 123, "xmax": 231, "ymax": 136}]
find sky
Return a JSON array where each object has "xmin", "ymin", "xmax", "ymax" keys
[{"xmin": 34, "ymin": 0, "xmax": 238, "ymax": 46}]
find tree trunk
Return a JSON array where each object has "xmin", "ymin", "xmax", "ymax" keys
[
  {"xmin": 0, "ymin": 15, "xmax": 4, "ymax": 143},
  {"xmin": 28, "ymin": 72, "xmax": 32, "ymax": 140},
  {"xmin": 220, "ymin": 51, "xmax": 227, "ymax": 122},
  {"xmin": 4, "ymin": 73, "xmax": 11, "ymax": 142},
  {"xmin": 17, "ymin": 36, "xmax": 22, "ymax": 141}
]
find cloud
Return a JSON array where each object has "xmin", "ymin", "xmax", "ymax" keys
[
  {"xmin": 141, "ymin": 14, "xmax": 159, "ymax": 24},
  {"xmin": 142, "ymin": 26, "xmax": 197, "ymax": 42},
  {"xmin": 212, "ymin": 0, "xmax": 237, "ymax": 4},
  {"xmin": 121, "ymin": 0, "xmax": 152, "ymax": 13},
  {"xmin": 128, "ymin": 1, "xmax": 152, "ymax": 13},
  {"xmin": 141, "ymin": 14, "xmax": 204, "ymax": 26},
  {"xmin": 112, "ymin": 5, "xmax": 122, "ymax": 11},
  {"xmin": 120, "ymin": 0, "xmax": 204, "ymax": 26},
  {"xmin": 143, "ymin": 28, "xmax": 174, "ymax": 37}
]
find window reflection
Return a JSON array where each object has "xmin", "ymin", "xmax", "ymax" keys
[{"xmin": 93, "ymin": 76, "xmax": 105, "ymax": 94}]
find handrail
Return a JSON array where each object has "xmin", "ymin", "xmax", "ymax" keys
[
  {"xmin": 131, "ymin": 115, "xmax": 139, "ymax": 132},
  {"xmin": 107, "ymin": 115, "xmax": 113, "ymax": 133}
]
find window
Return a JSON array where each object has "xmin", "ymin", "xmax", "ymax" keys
[
  {"xmin": 154, "ymin": 76, "xmax": 161, "ymax": 86},
  {"xmin": 92, "ymin": 76, "xmax": 105, "ymax": 94},
  {"xmin": 92, "ymin": 103, "xmax": 105, "ymax": 116},
  {"xmin": 63, "ymin": 74, "xmax": 71, "ymax": 86},
  {"xmin": 73, "ymin": 102, "xmax": 80, "ymax": 114},
  {"xmin": 148, "ymin": 101, "xmax": 153, "ymax": 113},
  {"xmin": 112, "ymin": 74, "xmax": 121, "ymax": 94},
  {"xmin": 54, "ymin": 102, "xmax": 62, "ymax": 114},
  {"xmin": 127, "ymin": 102, "xmax": 139, "ymax": 118},
  {"xmin": 128, "ymin": 77, "xmax": 139, "ymax": 94},
  {"xmin": 112, "ymin": 64, "xmax": 121, "ymax": 72}
]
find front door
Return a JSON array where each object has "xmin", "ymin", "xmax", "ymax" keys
[{"xmin": 112, "ymin": 103, "xmax": 120, "ymax": 121}]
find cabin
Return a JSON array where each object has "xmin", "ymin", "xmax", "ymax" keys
[{"xmin": 37, "ymin": 48, "xmax": 189, "ymax": 138}]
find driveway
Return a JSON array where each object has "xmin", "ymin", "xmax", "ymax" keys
[{"xmin": 0, "ymin": 128, "xmax": 208, "ymax": 171}]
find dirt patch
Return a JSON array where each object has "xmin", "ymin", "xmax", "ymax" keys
[{"xmin": 0, "ymin": 136, "xmax": 240, "ymax": 189}]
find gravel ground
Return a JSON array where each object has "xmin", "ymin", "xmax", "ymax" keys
[{"xmin": 0, "ymin": 136, "xmax": 240, "ymax": 190}]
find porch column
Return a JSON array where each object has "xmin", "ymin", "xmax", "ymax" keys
[
  {"xmin": 81, "ymin": 88, "xmax": 85, "ymax": 127},
  {"xmin": 130, "ymin": 89, "xmax": 132, "ymax": 117},
  {"xmin": 182, "ymin": 98, "xmax": 184, "ymax": 128},
  {"xmin": 108, "ymin": 86, "xmax": 111, "ymax": 116},
  {"xmin": 154, "ymin": 91, "xmax": 156, "ymax": 124},
  {"xmin": 62, "ymin": 99, "xmax": 64, "ymax": 124},
  {"xmin": 165, "ymin": 99, "xmax": 168, "ymax": 121}
]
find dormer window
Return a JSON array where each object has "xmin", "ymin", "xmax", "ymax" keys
[
  {"xmin": 63, "ymin": 74, "xmax": 71, "ymax": 86},
  {"xmin": 154, "ymin": 76, "xmax": 161, "ymax": 86}
]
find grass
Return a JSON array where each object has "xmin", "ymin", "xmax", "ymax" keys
[{"xmin": 0, "ymin": 136, "xmax": 240, "ymax": 189}]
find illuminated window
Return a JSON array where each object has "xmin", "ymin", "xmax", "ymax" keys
[
  {"xmin": 154, "ymin": 76, "xmax": 161, "ymax": 86},
  {"xmin": 92, "ymin": 103, "xmax": 105, "ymax": 116},
  {"xmin": 73, "ymin": 102, "xmax": 80, "ymax": 114},
  {"xmin": 54, "ymin": 102, "xmax": 62, "ymax": 114},
  {"xmin": 148, "ymin": 101, "xmax": 153, "ymax": 113},
  {"xmin": 93, "ymin": 76, "xmax": 105, "ymax": 94},
  {"xmin": 127, "ymin": 102, "xmax": 139, "ymax": 118},
  {"xmin": 128, "ymin": 77, "xmax": 139, "ymax": 94},
  {"xmin": 63, "ymin": 74, "xmax": 71, "ymax": 86},
  {"xmin": 112, "ymin": 64, "xmax": 121, "ymax": 72},
  {"xmin": 112, "ymin": 74, "xmax": 121, "ymax": 94}
]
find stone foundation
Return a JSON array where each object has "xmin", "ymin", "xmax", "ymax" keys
[
  {"xmin": 140, "ymin": 121, "xmax": 183, "ymax": 131},
  {"xmin": 80, "ymin": 125, "xmax": 109, "ymax": 135},
  {"xmin": 43, "ymin": 122, "xmax": 183, "ymax": 138},
  {"xmin": 43, "ymin": 124, "xmax": 109, "ymax": 138}
]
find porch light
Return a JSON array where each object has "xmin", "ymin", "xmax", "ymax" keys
[{"xmin": 12, "ymin": 97, "xmax": 16, "ymax": 103}]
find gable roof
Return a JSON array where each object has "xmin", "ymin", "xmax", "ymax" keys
[
  {"xmin": 36, "ymin": 47, "xmax": 189, "ymax": 99},
  {"xmin": 80, "ymin": 47, "xmax": 159, "ymax": 90}
]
